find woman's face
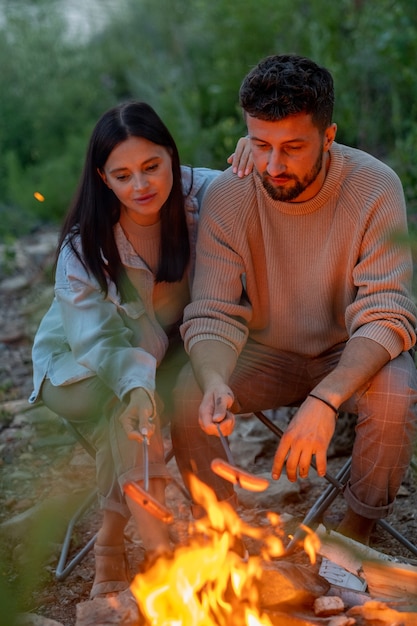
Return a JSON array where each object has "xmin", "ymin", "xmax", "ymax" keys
[{"xmin": 99, "ymin": 136, "xmax": 173, "ymax": 226}]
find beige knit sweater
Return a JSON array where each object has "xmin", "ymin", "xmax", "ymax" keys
[{"xmin": 182, "ymin": 143, "xmax": 416, "ymax": 360}]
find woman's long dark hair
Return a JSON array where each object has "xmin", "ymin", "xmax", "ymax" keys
[{"xmin": 57, "ymin": 101, "xmax": 189, "ymax": 301}]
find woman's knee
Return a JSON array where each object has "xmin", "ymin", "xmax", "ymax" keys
[
  {"xmin": 172, "ymin": 362, "xmax": 202, "ymax": 417},
  {"xmin": 41, "ymin": 377, "xmax": 112, "ymax": 424}
]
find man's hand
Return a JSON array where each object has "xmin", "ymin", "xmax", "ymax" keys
[
  {"xmin": 272, "ymin": 395, "xmax": 337, "ymax": 482},
  {"xmin": 272, "ymin": 338, "xmax": 390, "ymax": 482},
  {"xmin": 188, "ymin": 340, "xmax": 238, "ymax": 437},
  {"xmin": 227, "ymin": 136, "xmax": 253, "ymax": 178},
  {"xmin": 198, "ymin": 384, "xmax": 236, "ymax": 437},
  {"xmin": 118, "ymin": 387, "xmax": 156, "ymax": 443}
]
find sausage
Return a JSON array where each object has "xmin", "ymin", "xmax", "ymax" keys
[
  {"xmin": 211, "ymin": 458, "xmax": 269, "ymax": 492},
  {"xmin": 123, "ymin": 482, "xmax": 174, "ymax": 523}
]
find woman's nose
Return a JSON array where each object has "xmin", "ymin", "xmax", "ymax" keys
[{"xmin": 133, "ymin": 173, "xmax": 149, "ymax": 190}]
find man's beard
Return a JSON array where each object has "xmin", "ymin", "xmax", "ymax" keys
[{"xmin": 261, "ymin": 149, "xmax": 323, "ymax": 202}]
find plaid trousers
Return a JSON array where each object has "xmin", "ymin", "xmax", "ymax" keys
[{"xmin": 172, "ymin": 339, "xmax": 417, "ymax": 519}]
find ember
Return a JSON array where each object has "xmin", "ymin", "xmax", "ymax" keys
[{"xmin": 130, "ymin": 476, "xmax": 318, "ymax": 626}]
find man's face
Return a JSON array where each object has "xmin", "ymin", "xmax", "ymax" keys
[{"xmin": 246, "ymin": 113, "xmax": 336, "ymax": 202}]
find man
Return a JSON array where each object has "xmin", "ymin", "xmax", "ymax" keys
[{"xmin": 172, "ymin": 54, "xmax": 417, "ymax": 545}]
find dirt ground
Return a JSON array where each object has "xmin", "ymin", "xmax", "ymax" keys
[{"xmin": 0, "ymin": 229, "xmax": 416, "ymax": 626}]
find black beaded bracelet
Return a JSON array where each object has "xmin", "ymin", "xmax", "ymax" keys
[{"xmin": 308, "ymin": 393, "xmax": 339, "ymax": 419}]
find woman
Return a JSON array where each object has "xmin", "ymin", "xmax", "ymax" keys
[{"xmin": 29, "ymin": 101, "xmax": 250, "ymax": 598}]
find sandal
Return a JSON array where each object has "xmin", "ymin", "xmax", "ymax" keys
[{"xmin": 90, "ymin": 543, "xmax": 131, "ymax": 599}]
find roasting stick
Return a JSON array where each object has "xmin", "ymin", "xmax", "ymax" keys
[
  {"xmin": 215, "ymin": 423, "xmax": 237, "ymax": 466},
  {"xmin": 211, "ymin": 423, "xmax": 269, "ymax": 492},
  {"xmin": 123, "ymin": 429, "xmax": 174, "ymax": 523},
  {"xmin": 142, "ymin": 430, "xmax": 150, "ymax": 491}
]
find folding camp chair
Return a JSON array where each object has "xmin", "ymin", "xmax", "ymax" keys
[{"xmin": 55, "ymin": 417, "xmax": 98, "ymax": 581}]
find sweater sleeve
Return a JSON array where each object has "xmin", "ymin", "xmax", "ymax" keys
[
  {"xmin": 181, "ymin": 171, "xmax": 255, "ymax": 355},
  {"xmin": 344, "ymin": 165, "xmax": 416, "ymax": 358}
]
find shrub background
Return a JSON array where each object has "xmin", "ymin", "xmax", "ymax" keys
[{"xmin": 0, "ymin": 0, "xmax": 416, "ymax": 239}]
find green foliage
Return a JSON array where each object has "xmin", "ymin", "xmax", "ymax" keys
[
  {"xmin": 0, "ymin": 0, "xmax": 117, "ymax": 235},
  {"xmin": 0, "ymin": 500, "xmax": 81, "ymax": 625},
  {"xmin": 1, "ymin": 0, "xmax": 417, "ymax": 241},
  {"xmin": 0, "ymin": 567, "xmax": 20, "ymax": 626}
]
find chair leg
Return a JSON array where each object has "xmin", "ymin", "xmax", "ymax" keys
[
  {"xmin": 253, "ymin": 411, "xmax": 417, "ymax": 558},
  {"xmin": 285, "ymin": 458, "xmax": 351, "ymax": 553},
  {"xmin": 55, "ymin": 488, "xmax": 98, "ymax": 581},
  {"xmin": 60, "ymin": 417, "xmax": 96, "ymax": 459},
  {"xmin": 55, "ymin": 417, "xmax": 98, "ymax": 581},
  {"xmin": 377, "ymin": 519, "xmax": 417, "ymax": 557}
]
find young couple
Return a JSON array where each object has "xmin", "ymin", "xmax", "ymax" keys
[{"xmin": 31, "ymin": 54, "xmax": 417, "ymax": 599}]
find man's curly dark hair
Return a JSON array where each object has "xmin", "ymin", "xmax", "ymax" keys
[{"xmin": 239, "ymin": 54, "xmax": 334, "ymax": 133}]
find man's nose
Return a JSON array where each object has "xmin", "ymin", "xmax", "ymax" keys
[{"xmin": 267, "ymin": 150, "xmax": 286, "ymax": 177}]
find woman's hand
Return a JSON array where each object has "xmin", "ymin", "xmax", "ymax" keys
[
  {"xmin": 227, "ymin": 136, "xmax": 253, "ymax": 178},
  {"xmin": 118, "ymin": 387, "xmax": 156, "ymax": 443}
]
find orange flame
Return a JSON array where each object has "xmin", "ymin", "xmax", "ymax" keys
[
  {"xmin": 131, "ymin": 476, "xmax": 319, "ymax": 625},
  {"xmin": 300, "ymin": 524, "xmax": 321, "ymax": 566}
]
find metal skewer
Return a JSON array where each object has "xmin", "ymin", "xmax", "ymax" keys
[{"xmin": 123, "ymin": 429, "xmax": 174, "ymax": 523}]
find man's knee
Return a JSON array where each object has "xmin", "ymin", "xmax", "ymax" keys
[
  {"xmin": 356, "ymin": 352, "xmax": 417, "ymax": 428},
  {"xmin": 372, "ymin": 352, "xmax": 417, "ymax": 402}
]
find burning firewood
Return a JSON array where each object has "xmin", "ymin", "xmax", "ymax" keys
[
  {"xmin": 361, "ymin": 560, "xmax": 417, "ymax": 602},
  {"xmin": 257, "ymin": 560, "xmax": 330, "ymax": 609},
  {"xmin": 347, "ymin": 600, "xmax": 417, "ymax": 625}
]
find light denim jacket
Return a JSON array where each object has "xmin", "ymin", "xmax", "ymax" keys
[{"xmin": 29, "ymin": 166, "xmax": 220, "ymax": 404}]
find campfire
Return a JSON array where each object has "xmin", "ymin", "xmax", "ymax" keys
[
  {"xmin": 76, "ymin": 451, "xmax": 417, "ymax": 625},
  {"xmin": 130, "ymin": 475, "xmax": 318, "ymax": 626}
]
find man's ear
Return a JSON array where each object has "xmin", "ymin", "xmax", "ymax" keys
[
  {"xmin": 324, "ymin": 123, "xmax": 337, "ymax": 151},
  {"xmin": 97, "ymin": 168, "xmax": 110, "ymax": 188}
]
